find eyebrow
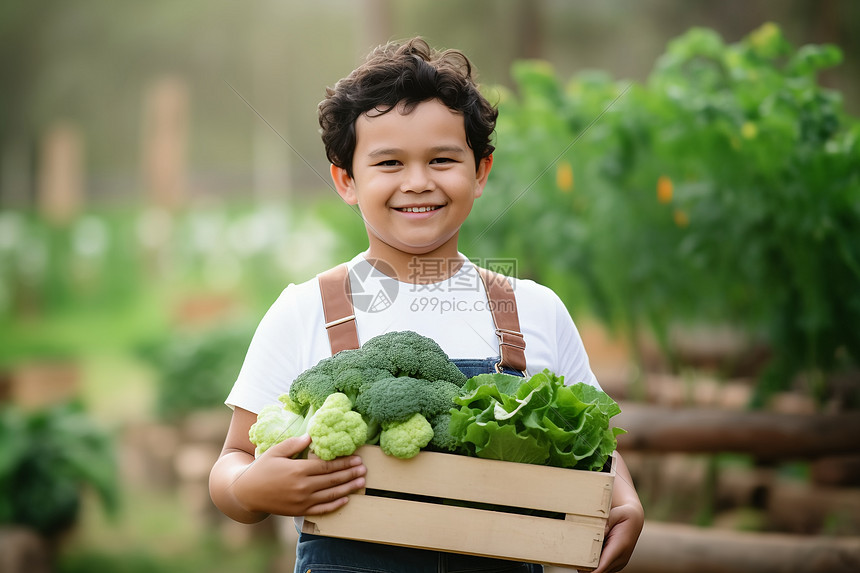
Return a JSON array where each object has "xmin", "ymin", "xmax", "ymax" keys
[{"xmin": 367, "ymin": 145, "xmax": 467, "ymax": 158}]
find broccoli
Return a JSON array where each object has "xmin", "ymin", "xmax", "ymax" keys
[
  {"xmin": 288, "ymin": 330, "xmax": 464, "ymax": 415},
  {"xmin": 334, "ymin": 365, "xmax": 391, "ymax": 403},
  {"xmin": 426, "ymin": 411, "xmax": 463, "ymax": 453},
  {"xmin": 307, "ymin": 392, "xmax": 368, "ymax": 461},
  {"xmin": 248, "ymin": 404, "xmax": 307, "ymax": 457},
  {"xmin": 265, "ymin": 331, "xmax": 465, "ymax": 459},
  {"xmin": 288, "ymin": 355, "xmax": 341, "ymax": 414},
  {"xmin": 360, "ymin": 331, "xmax": 467, "ymax": 386},
  {"xmin": 353, "ymin": 376, "xmax": 461, "ymax": 424},
  {"xmin": 379, "ymin": 413, "xmax": 435, "ymax": 459}
]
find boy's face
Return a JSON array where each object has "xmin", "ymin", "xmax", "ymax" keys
[{"xmin": 331, "ymin": 98, "xmax": 492, "ymax": 265}]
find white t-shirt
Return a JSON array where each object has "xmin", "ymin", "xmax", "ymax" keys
[{"xmin": 226, "ymin": 253, "xmax": 599, "ymax": 413}]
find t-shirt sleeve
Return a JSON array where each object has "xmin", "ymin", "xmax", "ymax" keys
[
  {"xmin": 513, "ymin": 277, "xmax": 601, "ymax": 390},
  {"xmin": 225, "ymin": 283, "xmax": 309, "ymax": 414},
  {"xmin": 549, "ymin": 288, "xmax": 602, "ymax": 390}
]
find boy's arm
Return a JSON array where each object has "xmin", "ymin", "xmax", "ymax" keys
[
  {"xmin": 208, "ymin": 406, "xmax": 367, "ymax": 523},
  {"xmin": 593, "ymin": 451, "xmax": 644, "ymax": 573}
]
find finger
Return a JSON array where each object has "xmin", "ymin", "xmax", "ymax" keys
[
  {"xmin": 303, "ymin": 493, "xmax": 352, "ymax": 516},
  {"xmin": 304, "ymin": 464, "xmax": 367, "ymax": 498},
  {"xmin": 302, "ymin": 474, "xmax": 367, "ymax": 516},
  {"xmin": 591, "ymin": 543, "xmax": 618, "ymax": 573},
  {"xmin": 595, "ymin": 525, "xmax": 633, "ymax": 573},
  {"xmin": 265, "ymin": 434, "xmax": 311, "ymax": 458},
  {"xmin": 305, "ymin": 454, "xmax": 365, "ymax": 476},
  {"xmin": 302, "ymin": 459, "xmax": 367, "ymax": 496}
]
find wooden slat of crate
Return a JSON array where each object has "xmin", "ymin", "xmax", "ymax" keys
[
  {"xmin": 303, "ymin": 446, "xmax": 616, "ymax": 570},
  {"xmin": 304, "ymin": 495, "xmax": 606, "ymax": 568},
  {"xmin": 357, "ymin": 446, "xmax": 615, "ymax": 515}
]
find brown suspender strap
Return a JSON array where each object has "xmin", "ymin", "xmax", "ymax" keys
[
  {"xmin": 317, "ymin": 263, "xmax": 527, "ymax": 373},
  {"xmin": 475, "ymin": 266, "xmax": 527, "ymax": 375},
  {"xmin": 318, "ymin": 264, "xmax": 360, "ymax": 354}
]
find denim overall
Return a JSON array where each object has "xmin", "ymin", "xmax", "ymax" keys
[{"xmin": 295, "ymin": 265, "xmax": 543, "ymax": 573}]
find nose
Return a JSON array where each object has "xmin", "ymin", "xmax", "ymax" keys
[{"xmin": 400, "ymin": 164, "xmax": 434, "ymax": 193}]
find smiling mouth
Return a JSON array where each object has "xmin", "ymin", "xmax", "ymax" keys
[{"xmin": 396, "ymin": 206, "xmax": 442, "ymax": 213}]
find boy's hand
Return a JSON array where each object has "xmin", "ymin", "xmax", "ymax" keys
[
  {"xmin": 591, "ymin": 453, "xmax": 644, "ymax": 573},
  {"xmin": 210, "ymin": 407, "xmax": 367, "ymax": 523},
  {"xmin": 592, "ymin": 501, "xmax": 644, "ymax": 573},
  {"xmin": 231, "ymin": 434, "xmax": 367, "ymax": 517}
]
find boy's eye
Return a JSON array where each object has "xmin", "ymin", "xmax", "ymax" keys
[
  {"xmin": 430, "ymin": 157, "xmax": 454, "ymax": 164},
  {"xmin": 374, "ymin": 160, "xmax": 400, "ymax": 167}
]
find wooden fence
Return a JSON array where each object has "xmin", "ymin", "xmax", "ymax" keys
[{"xmin": 570, "ymin": 401, "xmax": 860, "ymax": 573}]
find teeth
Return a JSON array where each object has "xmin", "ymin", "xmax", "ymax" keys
[{"xmin": 401, "ymin": 206, "xmax": 439, "ymax": 213}]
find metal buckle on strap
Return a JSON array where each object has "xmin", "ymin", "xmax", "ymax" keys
[
  {"xmin": 494, "ymin": 360, "xmax": 527, "ymax": 377},
  {"xmin": 495, "ymin": 328, "xmax": 526, "ymax": 349},
  {"xmin": 324, "ymin": 314, "xmax": 356, "ymax": 329},
  {"xmin": 494, "ymin": 328, "xmax": 527, "ymax": 376}
]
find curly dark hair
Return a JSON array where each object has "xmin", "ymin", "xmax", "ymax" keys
[{"xmin": 319, "ymin": 37, "xmax": 498, "ymax": 177}]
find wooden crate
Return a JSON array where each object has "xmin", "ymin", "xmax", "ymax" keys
[{"xmin": 303, "ymin": 445, "xmax": 616, "ymax": 570}]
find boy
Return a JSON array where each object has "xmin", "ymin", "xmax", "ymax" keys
[{"xmin": 210, "ymin": 37, "xmax": 643, "ymax": 572}]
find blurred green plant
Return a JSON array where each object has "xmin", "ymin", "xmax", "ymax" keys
[
  {"xmin": 0, "ymin": 402, "xmax": 118, "ymax": 537},
  {"xmin": 312, "ymin": 196, "xmax": 370, "ymax": 264},
  {"xmin": 0, "ymin": 201, "xmax": 339, "ymax": 374},
  {"xmin": 464, "ymin": 23, "xmax": 860, "ymax": 406},
  {"xmin": 57, "ymin": 537, "xmax": 277, "ymax": 573},
  {"xmin": 137, "ymin": 321, "xmax": 256, "ymax": 421},
  {"xmin": 0, "ymin": 210, "xmax": 143, "ymax": 318},
  {"xmin": 0, "ymin": 202, "xmax": 332, "ymax": 322}
]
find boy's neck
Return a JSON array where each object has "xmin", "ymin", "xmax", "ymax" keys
[{"xmin": 363, "ymin": 241, "xmax": 465, "ymax": 284}]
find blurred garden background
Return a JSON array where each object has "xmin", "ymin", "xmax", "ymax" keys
[{"xmin": 1, "ymin": 1, "xmax": 859, "ymax": 572}]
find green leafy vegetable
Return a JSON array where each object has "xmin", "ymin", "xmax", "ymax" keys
[
  {"xmin": 0, "ymin": 403, "xmax": 118, "ymax": 536},
  {"xmin": 251, "ymin": 333, "xmax": 624, "ymax": 468},
  {"xmin": 449, "ymin": 369, "xmax": 624, "ymax": 471},
  {"xmin": 462, "ymin": 23, "xmax": 860, "ymax": 406}
]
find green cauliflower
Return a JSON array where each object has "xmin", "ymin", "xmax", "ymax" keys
[
  {"xmin": 379, "ymin": 412, "xmax": 435, "ymax": 459},
  {"xmin": 307, "ymin": 392, "xmax": 368, "ymax": 461},
  {"xmin": 248, "ymin": 403, "xmax": 307, "ymax": 457}
]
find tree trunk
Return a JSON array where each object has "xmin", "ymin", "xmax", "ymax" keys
[
  {"xmin": 0, "ymin": 528, "xmax": 51, "ymax": 573},
  {"xmin": 615, "ymin": 403, "xmax": 860, "ymax": 459},
  {"xmin": 623, "ymin": 521, "xmax": 860, "ymax": 573}
]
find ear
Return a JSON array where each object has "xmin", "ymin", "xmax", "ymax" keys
[
  {"xmin": 473, "ymin": 154, "xmax": 493, "ymax": 199},
  {"xmin": 330, "ymin": 164, "xmax": 358, "ymax": 205}
]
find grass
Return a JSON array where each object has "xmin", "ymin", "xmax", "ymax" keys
[{"xmin": 59, "ymin": 532, "xmax": 277, "ymax": 573}]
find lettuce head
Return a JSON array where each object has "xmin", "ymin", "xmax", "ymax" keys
[{"xmin": 449, "ymin": 369, "xmax": 624, "ymax": 471}]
